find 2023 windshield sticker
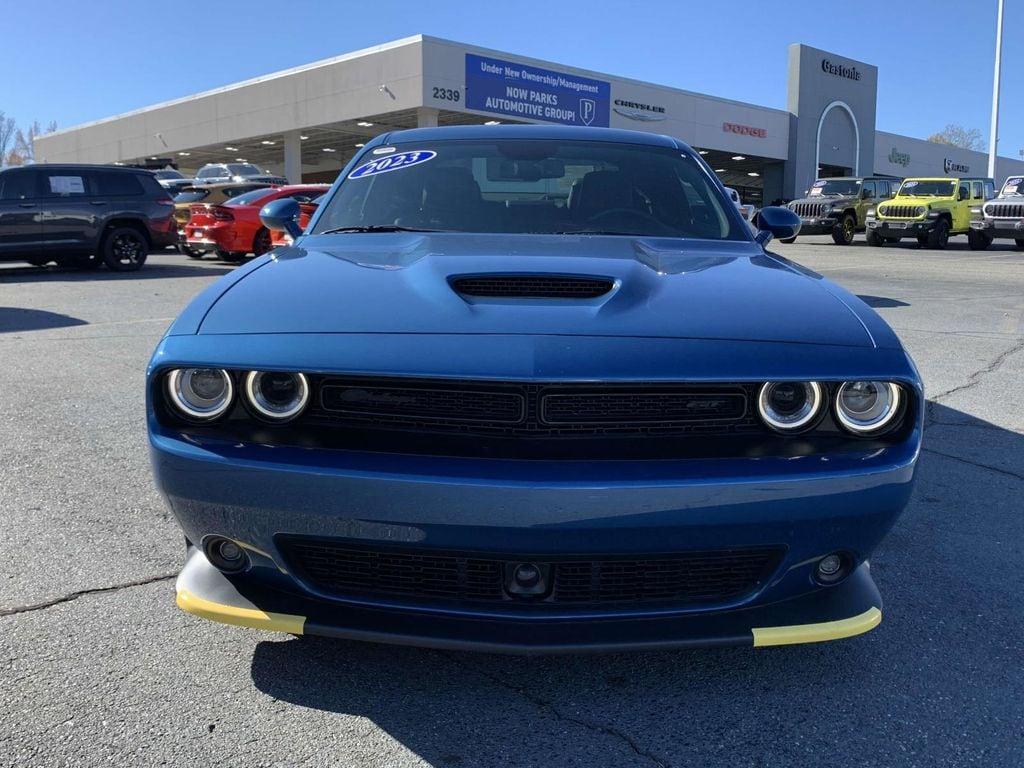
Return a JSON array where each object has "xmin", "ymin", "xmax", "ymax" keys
[{"xmin": 348, "ymin": 150, "xmax": 437, "ymax": 179}]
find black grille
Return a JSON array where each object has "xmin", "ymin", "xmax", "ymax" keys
[
  {"xmin": 879, "ymin": 205, "xmax": 920, "ymax": 218},
  {"xmin": 312, "ymin": 378, "xmax": 758, "ymax": 437},
  {"xmin": 984, "ymin": 202, "xmax": 1024, "ymax": 219},
  {"xmin": 790, "ymin": 202, "xmax": 827, "ymax": 217},
  {"xmin": 451, "ymin": 275, "xmax": 614, "ymax": 299},
  {"xmin": 280, "ymin": 539, "xmax": 782, "ymax": 608}
]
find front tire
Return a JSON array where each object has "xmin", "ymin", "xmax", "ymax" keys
[
  {"xmin": 832, "ymin": 213, "xmax": 856, "ymax": 245},
  {"xmin": 926, "ymin": 219, "xmax": 950, "ymax": 250},
  {"xmin": 967, "ymin": 230, "xmax": 992, "ymax": 251},
  {"xmin": 1015, "ymin": 238, "xmax": 1024, "ymax": 251},
  {"xmin": 866, "ymin": 229, "xmax": 884, "ymax": 247},
  {"xmin": 101, "ymin": 226, "xmax": 148, "ymax": 271}
]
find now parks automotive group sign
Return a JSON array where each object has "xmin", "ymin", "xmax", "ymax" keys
[{"xmin": 465, "ymin": 53, "xmax": 610, "ymax": 127}]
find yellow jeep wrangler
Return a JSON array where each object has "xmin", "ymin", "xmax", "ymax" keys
[{"xmin": 865, "ymin": 177, "xmax": 995, "ymax": 249}]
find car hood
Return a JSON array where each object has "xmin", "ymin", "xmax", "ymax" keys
[
  {"xmin": 790, "ymin": 195, "xmax": 857, "ymax": 207},
  {"xmin": 884, "ymin": 196, "xmax": 952, "ymax": 208},
  {"xmin": 195, "ymin": 233, "xmax": 877, "ymax": 347}
]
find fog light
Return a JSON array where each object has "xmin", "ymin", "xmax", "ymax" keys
[
  {"xmin": 204, "ymin": 536, "xmax": 250, "ymax": 573},
  {"xmin": 815, "ymin": 552, "xmax": 849, "ymax": 584}
]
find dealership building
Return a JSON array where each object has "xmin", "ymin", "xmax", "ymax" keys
[{"xmin": 34, "ymin": 35, "xmax": 1024, "ymax": 205}]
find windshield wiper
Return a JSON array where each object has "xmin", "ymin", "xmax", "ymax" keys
[{"xmin": 317, "ymin": 225, "xmax": 447, "ymax": 235}]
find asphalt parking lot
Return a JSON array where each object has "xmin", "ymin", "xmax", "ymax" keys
[{"xmin": 2, "ymin": 237, "xmax": 1022, "ymax": 768}]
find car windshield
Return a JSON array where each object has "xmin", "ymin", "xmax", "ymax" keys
[
  {"xmin": 227, "ymin": 163, "xmax": 262, "ymax": 176},
  {"xmin": 173, "ymin": 189, "xmax": 210, "ymax": 203},
  {"xmin": 153, "ymin": 169, "xmax": 183, "ymax": 180},
  {"xmin": 223, "ymin": 188, "xmax": 273, "ymax": 206},
  {"xmin": 808, "ymin": 179, "xmax": 861, "ymax": 197},
  {"xmin": 898, "ymin": 180, "xmax": 954, "ymax": 197},
  {"xmin": 1000, "ymin": 177, "xmax": 1023, "ymax": 196},
  {"xmin": 313, "ymin": 139, "xmax": 743, "ymax": 240}
]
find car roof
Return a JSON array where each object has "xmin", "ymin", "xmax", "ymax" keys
[
  {"xmin": 1, "ymin": 163, "xmax": 148, "ymax": 173},
  {"xmin": 375, "ymin": 124, "xmax": 681, "ymax": 149},
  {"xmin": 904, "ymin": 176, "xmax": 992, "ymax": 182}
]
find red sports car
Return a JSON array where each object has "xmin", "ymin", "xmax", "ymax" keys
[
  {"xmin": 185, "ymin": 185, "xmax": 329, "ymax": 261},
  {"xmin": 270, "ymin": 193, "xmax": 326, "ymax": 247}
]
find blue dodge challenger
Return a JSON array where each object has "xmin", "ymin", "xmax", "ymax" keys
[{"xmin": 149, "ymin": 125, "xmax": 922, "ymax": 652}]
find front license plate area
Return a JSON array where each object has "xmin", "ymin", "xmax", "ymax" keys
[{"xmin": 889, "ymin": 222, "xmax": 908, "ymax": 229}]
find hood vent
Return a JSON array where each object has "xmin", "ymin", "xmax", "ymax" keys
[{"xmin": 451, "ymin": 274, "xmax": 614, "ymax": 299}]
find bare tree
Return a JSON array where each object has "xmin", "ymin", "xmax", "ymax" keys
[
  {"xmin": 7, "ymin": 119, "xmax": 57, "ymax": 165},
  {"xmin": 927, "ymin": 124, "xmax": 986, "ymax": 152},
  {"xmin": 0, "ymin": 112, "xmax": 15, "ymax": 165}
]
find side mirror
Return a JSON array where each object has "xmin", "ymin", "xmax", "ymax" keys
[
  {"xmin": 260, "ymin": 197, "xmax": 303, "ymax": 239},
  {"xmin": 754, "ymin": 206, "xmax": 801, "ymax": 246}
]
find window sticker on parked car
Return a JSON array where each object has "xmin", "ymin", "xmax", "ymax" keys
[
  {"xmin": 1002, "ymin": 177, "xmax": 1022, "ymax": 195},
  {"xmin": 49, "ymin": 175, "xmax": 85, "ymax": 195},
  {"xmin": 348, "ymin": 150, "xmax": 436, "ymax": 179},
  {"xmin": 903, "ymin": 181, "xmax": 918, "ymax": 188}
]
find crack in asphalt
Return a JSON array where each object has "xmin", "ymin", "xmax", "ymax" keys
[
  {"xmin": 445, "ymin": 653, "xmax": 670, "ymax": 768},
  {"xmin": 923, "ymin": 448, "xmax": 1024, "ymax": 482},
  {"xmin": 0, "ymin": 572, "xmax": 176, "ymax": 618},
  {"xmin": 925, "ymin": 335, "xmax": 1024, "ymax": 428}
]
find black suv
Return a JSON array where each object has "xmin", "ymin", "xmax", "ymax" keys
[{"xmin": 0, "ymin": 164, "xmax": 177, "ymax": 270}]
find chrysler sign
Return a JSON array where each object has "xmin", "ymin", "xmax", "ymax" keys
[{"xmin": 613, "ymin": 99, "xmax": 666, "ymax": 122}]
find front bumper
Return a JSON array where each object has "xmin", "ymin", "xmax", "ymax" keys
[
  {"xmin": 153, "ymin": 422, "xmax": 918, "ymax": 651},
  {"xmin": 176, "ymin": 546, "xmax": 883, "ymax": 652},
  {"xmin": 867, "ymin": 219, "xmax": 934, "ymax": 239},
  {"xmin": 971, "ymin": 219, "xmax": 1024, "ymax": 239},
  {"xmin": 793, "ymin": 216, "xmax": 839, "ymax": 235}
]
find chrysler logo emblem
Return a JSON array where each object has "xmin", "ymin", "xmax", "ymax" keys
[{"xmin": 613, "ymin": 99, "xmax": 667, "ymax": 122}]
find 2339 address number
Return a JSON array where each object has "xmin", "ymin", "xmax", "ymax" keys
[{"xmin": 432, "ymin": 87, "xmax": 461, "ymax": 103}]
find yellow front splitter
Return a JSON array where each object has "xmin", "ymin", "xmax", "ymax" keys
[
  {"xmin": 176, "ymin": 587, "xmax": 305, "ymax": 635},
  {"xmin": 752, "ymin": 606, "xmax": 882, "ymax": 647}
]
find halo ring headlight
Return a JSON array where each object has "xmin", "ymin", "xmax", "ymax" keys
[
  {"xmin": 757, "ymin": 381, "xmax": 823, "ymax": 432},
  {"xmin": 244, "ymin": 371, "xmax": 310, "ymax": 421},
  {"xmin": 166, "ymin": 368, "xmax": 234, "ymax": 421},
  {"xmin": 835, "ymin": 381, "xmax": 901, "ymax": 434}
]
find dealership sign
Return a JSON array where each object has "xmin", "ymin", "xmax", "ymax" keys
[
  {"xmin": 888, "ymin": 148, "xmax": 911, "ymax": 167},
  {"xmin": 613, "ymin": 99, "xmax": 666, "ymax": 121},
  {"xmin": 723, "ymin": 122, "xmax": 767, "ymax": 138},
  {"xmin": 821, "ymin": 58, "xmax": 862, "ymax": 81},
  {"xmin": 944, "ymin": 158, "xmax": 970, "ymax": 174},
  {"xmin": 465, "ymin": 54, "xmax": 610, "ymax": 127}
]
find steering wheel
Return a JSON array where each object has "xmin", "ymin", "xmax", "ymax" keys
[{"xmin": 587, "ymin": 208, "xmax": 673, "ymax": 234}]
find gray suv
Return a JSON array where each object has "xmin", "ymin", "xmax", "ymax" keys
[
  {"xmin": 0, "ymin": 164, "xmax": 177, "ymax": 270},
  {"xmin": 970, "ymin": 176, "xmax": 1024, "ymax": 250}
]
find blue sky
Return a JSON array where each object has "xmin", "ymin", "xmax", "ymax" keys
[{"xmin": 2, "ymin": 0, "xmax": 1020, "ymax": 159}]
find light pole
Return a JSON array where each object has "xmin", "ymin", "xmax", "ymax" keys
[{"xmin": 987, "ymin": 0, "xmax": 1004, "ymax": 179}]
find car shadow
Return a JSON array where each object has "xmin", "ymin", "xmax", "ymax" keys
[
  {"xmin": 856, "ymin": 295, "xmax": 910, "ymax": 308},
  {"xmin": 0, "ymin": 307, "xmax": 89, "ymax": 333},
  {"xmin": 0, "ymin": 259, "xmax": 232, "ymax": 283},
  {"xmin": 245, "ymin": 401, "xmax": 1023, "ymax": 766}
]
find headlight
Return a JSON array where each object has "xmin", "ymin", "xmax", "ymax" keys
[
  {"xmin": 820, "ymin": 204, "xmax": 832, "ymax": 215},
  {"xmin": 165, "ymin": 368, "xmax": 234, "ymax": 421},
  {"xmin": 834, "ymin": 381, "xmax": 901, "ymax": 434},
  {"xmin": 244, "ymin": 371, "xmax": 310, "ymax": 421},
  {"xmin": 877, "ymin": 205, "xmax": 887, "ymax": 216},
  {"xmin": 916, "ymin": 206, "xmax": 926, "ymax": 216},
  {"xmin": 757, "ymin": 382, "xmax": 823, "ymax": 432}
]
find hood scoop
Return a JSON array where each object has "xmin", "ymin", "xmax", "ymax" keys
[{"xmin": 451, "ymin": 274, "xmax": 614, "ymax": 300}]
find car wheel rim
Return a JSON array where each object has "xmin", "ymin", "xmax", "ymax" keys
[
  {"xmin": 843, "ymin": 219, "xmax": 854, "ymax": 241},
  {"xmin": 113, "ymin": 233, "xmax": 143, "ymax": 264}
]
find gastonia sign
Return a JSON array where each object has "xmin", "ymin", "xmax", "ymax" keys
[
  {"xmin": 888, "ymin": 148, "xmax": 911, "ymax": 168},
  {"xmin": 723, "ymin": 122, "xmax": 767, "ymax": 138},
  {"xmin": 821, "ymin": 58, "xmax": 862, "ymax": 81}
]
